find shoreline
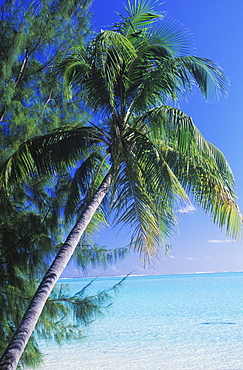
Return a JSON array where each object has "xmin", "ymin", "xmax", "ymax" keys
[{"xmin": 60, "ymin": 269, "xmax": 243, "ymax": 280}]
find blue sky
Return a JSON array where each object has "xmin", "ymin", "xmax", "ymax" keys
[{"xmin": 63, "ymin": 0, "xmax": 243, "ymax": 277}]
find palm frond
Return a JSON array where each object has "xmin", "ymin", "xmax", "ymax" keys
[
  {"xmin": 61, "ymin": 31, "xmax": 138, "ymax": 116},
  {"xmin": 141, "ymin": 106, "xmax": 242, "ymax": 239},
  {"xmin": 175, "ymin": 153, "xmax": 242, "ymax": 239},
  {"xmin": 64, "ymin": 153, "xmax": 111, "ymax": 237},
  {"xmin": 61, "ymin": 49, "xmax": 111, "ymax": 114},
  {"xmin": 204, "ymin": 140, "xmax": 234, "ymax": 183},
  {"xmin": 110, "ymin": 129, "xmax": 188, "ymax": 257},
  {"xmin": 133, "ymin": 17, "xmax": 192, "ymax": 57},
  {"xmin": 74, "ymin": 244, "xmax": 130, "ymax": 273},
  {"xmin": 126, "ymin": 54, "xmax": 229, "ymax": 116},
  {"xmin": 0, "ymin": 126, "xmax": 102, "ymax": 189},
  {"xmin": 64, "ymin": 152, "xmax": 106, "ymax": 222},
  {"xmin": 120, "ymin": 0, "xmax": 163, "ymax": 37},
  {"xmin": 138, "ymin": 106, "xmax": 200, "ymax": 153},
  {"xmin": 176, "ymin": 56, "xmax": 229, "ymax": 101},
  {"xmin": 126, "ymin": 57, "xmax": 172, "ymax": 107},
  {"xmin": 91, "ymin": 30, "xmax": 137, "ymax": 109}
]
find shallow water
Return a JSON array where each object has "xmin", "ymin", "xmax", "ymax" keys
[{"xmin": 38, "ymin": 272, "xmax": 243, "ymax": 369}]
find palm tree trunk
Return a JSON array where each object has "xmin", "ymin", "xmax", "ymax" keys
[{"xmin": 0, "ymin": 173, "xmax": 111, "ymax": 370}]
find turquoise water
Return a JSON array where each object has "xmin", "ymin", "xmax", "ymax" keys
[{"xmin": 38, "ymin": 272, "xmax": 243, "ymax": 369}]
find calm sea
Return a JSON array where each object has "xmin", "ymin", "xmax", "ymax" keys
[{"xmin": 38, "ymin": 272, "xmax": 243, "ymax": 369}]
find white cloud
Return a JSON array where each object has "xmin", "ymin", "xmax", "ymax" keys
[
  {"xmin": 208, "ymin": 240, "xmax": 224, "ymax": 243},
  {"xmin": 186, "ymin": 257, "xmax": 197, "ymax": 260},
  {"xmin": 177, "ymin": 203, "xmax": 196, "ymax": 214},
  {"xmin": 208, "ymin": 239, "xmax": 235, "ymax": 244}
]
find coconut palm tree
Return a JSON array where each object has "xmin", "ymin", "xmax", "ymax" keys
[{"xmin": 0, "ymin": 1, "xmax": 242, "ymax": 368}]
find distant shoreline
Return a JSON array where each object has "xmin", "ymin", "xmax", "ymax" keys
[{"xmin": 60, "ymin": 270, "xmax": 243, "ymax": 280}]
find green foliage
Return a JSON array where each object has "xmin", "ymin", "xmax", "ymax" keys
[
  {"xmin": 0, "ymin": 178, "xmax": 67, "ymax": 368},
  {"xmin": 74, "ymin": 243, "xmax": 130, "ymax": 273},
  {"xmin": 0, "ymin": 0, "xmax": 119, "ymax": 367},
  {"xmin": 0, "ymin": 280, "xmax": 45, "ymax": 369},
  {"xmin": 0, "ymin": 0, "xmax": 91, "ymax": 155}
]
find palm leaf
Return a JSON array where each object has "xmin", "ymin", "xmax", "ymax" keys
[
  {"xmin": 74, "ymin": 244, "xmax": 130, "ymax": 273},
  {"xmin": 110, "ymin": 129, "xmax": 187, "ymax": 257},
  {"xmin": 176, "ymin": 56, "xmax": 229, "ymax": 101},
  {"xmin": 64, "ymin": 152, "xmax": 111, "ymax": 238},
  {"xmin": 120, "ymin": 0, "xmax": 163, "ymax": 37},
  {"xmin": 131, "ymin": 17, "xmax": 192, "ymax": 57},
  {"xmin": 62, "ymin": 32, "xmax": 137, "ymax": 115},
  {"xmin": 64, "ymin": 152, "xmax": 106, "ymax": 222},
  {"xmin": 142, "ymin": 106, "xmax": 242, "ymax": 238},
  {"xmin": 0, "ymin": 126, "xmax": 102, "ymax": 189}
]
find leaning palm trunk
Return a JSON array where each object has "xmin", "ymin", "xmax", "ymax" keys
[{"xmin": 0, "ymin": 173, "xmax": 111, "ymax": 370}]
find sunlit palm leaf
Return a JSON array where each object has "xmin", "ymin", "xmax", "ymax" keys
[
  {"xmin": 109, "ymin": 128, "xmax": 188, "ymax": 256},
  {"xmin": 173, "ymin": 153, "xmax": 242, "ymax": 239},
  {"xmin": 142, "ymin": 107, "xmax": 241, "ymax": 238}
]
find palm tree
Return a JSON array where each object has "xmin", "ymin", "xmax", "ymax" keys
[{"xmin": 0, "ymin": 1, "xmax": 242, "ymax": 368}]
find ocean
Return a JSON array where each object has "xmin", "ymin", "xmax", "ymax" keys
[{"xmin": 38, "ymin": 272, "xmax": 243, "ymax": 369}]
